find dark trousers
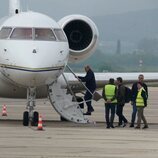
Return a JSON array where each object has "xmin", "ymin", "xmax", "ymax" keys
[
  {"xmin": 84, "ymin": 90, "xmax": 94, "ymax": 112},
  {"xmin": 105, "ymin": 103, "xmax": 116, "ymax": 127},
  {"xmin": 116, "ymin": 104, "xmax": 128, "ymax": 125},
  {"xmin": 131, "ymin": 102, "xmax": 137, "ymax": 125}
]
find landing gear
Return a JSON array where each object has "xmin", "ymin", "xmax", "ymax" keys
[
  {"xmin": 23, "ymin": 87, "xmax": 39, "ymax": 126},
  {"xmin": 23, "ymin": 111, "xmax": 29, "ymax": 126},
  {"xmin": 32, "ymin": 111, "xmax": 39, "ymax": 126}
]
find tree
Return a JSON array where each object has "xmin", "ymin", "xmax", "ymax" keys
[{"xmin": 137, "ymin": 38, "xmax": 158, "ymax": 54}]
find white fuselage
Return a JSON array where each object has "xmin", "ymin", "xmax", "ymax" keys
[{"xmin": 0, "ymin": 12, "xmax": 69, "ymax": 87}]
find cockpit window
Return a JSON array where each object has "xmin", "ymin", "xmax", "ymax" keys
[
  {"xmin": 0, "ymin": 27, "xmax": 12, "ymax": 39},
  {"xmin": 0, "ymin": 27, "xmax": 66, "ymax": 42},
  {"xmin": 35, "ymin": 28, "xmax": 56, "ymax": 41},
  {"xmin": 10, "ymin": 28, "xmax": 32, "ymax": 40},
  {"xmin": 54, "ymin": 29, "xmax": 67, "ymax": 41}
]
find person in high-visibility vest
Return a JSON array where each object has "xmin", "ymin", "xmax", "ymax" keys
[
  {"xmin": 135, "ymin": 82, "xmax": 148, "ymax": 129},
  {"xmin": 130, "ymin": 74, "xmax": 148, "ymax": 128},
  {"xmin": 102, "ymin": 78, "xmax": 117, "ymax": 128}
]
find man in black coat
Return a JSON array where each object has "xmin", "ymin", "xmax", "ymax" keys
[
  {"xmin": 116, "ymin": 77, "xmax": 128, "ymax": 127},
  {"xmin": 78, "ymin": 65, "xmax": 96, "ymax": 115},
  {"xmin": 130, "ymin": 74, "xmax": 148, "ymax": 127}
]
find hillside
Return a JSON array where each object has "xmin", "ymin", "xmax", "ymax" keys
[{"xmin": 94, "ymin": 9, "xmax": 158, "ymax": 42}]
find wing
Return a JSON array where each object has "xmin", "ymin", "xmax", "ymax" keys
[{"xmin": 59, "ymin": 72, "xmax": 158, "ymax": 93}]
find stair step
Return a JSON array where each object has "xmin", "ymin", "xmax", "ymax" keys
[{"xmin": 48, "ymin": 82, "xmax": 89, "ymax": 123}]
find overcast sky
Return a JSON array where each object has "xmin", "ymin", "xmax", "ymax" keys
[{"xmin": 0, "ymin": 0, "xmax": 158, "ymax": 19}]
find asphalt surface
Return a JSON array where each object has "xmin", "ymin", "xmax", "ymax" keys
[{"xmin": 0, "ymin": 87, "xmax": 157, "ymax": 158}]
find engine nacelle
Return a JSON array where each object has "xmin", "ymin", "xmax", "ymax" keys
[{"xmin": 58, "ymin": 15, "xmax": 99, "ymax": 63}]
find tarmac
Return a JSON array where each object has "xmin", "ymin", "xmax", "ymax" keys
[{"xmin": 0, "ymin": 87, "xmax": 158, "ymax": 158}]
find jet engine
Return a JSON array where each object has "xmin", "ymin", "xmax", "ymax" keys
[{"xmin": 58, "ymin": 15, "xmax": 99, "ymax": 63}]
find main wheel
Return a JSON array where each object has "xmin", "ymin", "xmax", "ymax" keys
[
  {"xmin": 60, "ymin": 116, "xmax": 68, "ymax": 121},
  {"xmin": 23, "ymin": 111, "xmax": 29, "ymax": 126}
]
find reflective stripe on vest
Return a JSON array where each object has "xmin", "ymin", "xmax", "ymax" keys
[
  {"xmin": 104, "ymin": 84, "xmax": 117, "ymax": 103},
  {"xmin": 136, "ymin": 88, "xmax": 145, "ymax": 107}
]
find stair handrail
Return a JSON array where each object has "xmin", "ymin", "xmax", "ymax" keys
[
  {"xmin": 66, "ymin": 65, "xmax": 94, "ymax": 97},
  {"xmin": 61, "ymin": 72, "xmax": 77, "ymax": 102}
]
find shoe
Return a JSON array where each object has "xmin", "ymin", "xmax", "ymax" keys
[
  {"xmin": 110, "ymin": 125, "xmax": 115, "ymax": 128},
  {"xmin": 83, "ymin": 112, "xmax": 91, "ymax": 115},
  {"xmin": 106, "ymin": 126, "xmax": 110, "ymax": 129},
  {"xmin": 129, "ymin": 124, "xmax": 134, "ymax": 127},
  {"xmin": 89, "ymin": 108, "xmax": 94, "ymax": 113},
  {"xmin": 120, "ymin": 123, "xmax": 126, "ymax": 127},
  {"xmin": 142, "ymin": 125, "xmax": 148, "ymax": 129},
  {"xmin": 115, "ymin": 124, "xmax": 121, "ymax": 127},
  {"xmin": 135, "ymin": 126, "xmax": 140, "ymax": 129}
]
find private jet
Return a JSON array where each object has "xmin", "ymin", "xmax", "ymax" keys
[{"xmin": 0, "ymin": 0, "xmax": 158, "ymax": 126}]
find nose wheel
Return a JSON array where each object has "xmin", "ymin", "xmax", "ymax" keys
[
  {"xmin": 31, "ymin": 111, "xmax": 39, "ymax": 126},
  {"xmin": 23, "ymin": 87, "xmax": 39, "ymax": 126},
  {"xmin": 23, "ymin": 111, "xmax": 39, "ymax": 126},
  {"xmin": 23, "ymin": 111, "xmax": 29, "ymax": 126}
]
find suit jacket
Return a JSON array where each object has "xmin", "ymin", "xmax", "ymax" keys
[{"xmin": 78, "ymin": 69, "xmax": 96, "ymax": 91}]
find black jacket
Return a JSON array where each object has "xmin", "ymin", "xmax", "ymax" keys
[
  {"xmin": 141, "ymin": 89, "xmax": 147, "ymax": 107},
  {"xmin": 117, "ymin": 84, "xmax": 125, "ymax": 105},
  {"xmin": 78, "ymin": 69, "xmax": 96, "ymax": 91}
]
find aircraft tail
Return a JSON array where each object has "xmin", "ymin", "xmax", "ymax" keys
[{"xmin": 9, "ymin": 0, "xmax": 21, "ymax": 15}]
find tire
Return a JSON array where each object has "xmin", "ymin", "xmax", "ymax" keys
[
  {"xmin": 60, "ymin": 116, "xmax": 68, "ymax": 121},
  {"xmin": 31, "ymin": 111, "xmax": 39, "ymax": 126},
  {"xmin": 23, "ymin": 111, "xmax": 29, "ymax": 126}
]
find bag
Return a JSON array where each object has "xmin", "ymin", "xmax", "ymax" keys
[
  {"xmin": 93, "ymin": 91, "xmax": 102, "ymax": 101},
  {"xmin": 125, "ymin": 86, "xmax": 132, "ymax": 103}
]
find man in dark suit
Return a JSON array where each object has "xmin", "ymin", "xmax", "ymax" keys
[{"xmin": 78, "ymin": 65, "xmax": 96, "ymax": 115}]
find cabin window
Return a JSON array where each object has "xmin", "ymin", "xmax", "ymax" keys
[
  {"xmin": 54, "ymin": 29, "xmax": 67, "ymax": 41},
  {"xmin": 34, "ymin": 28, "xmax": 56, "ymax": 41},
  {"xmin": 10, "ymin": 28, "xmax": 32, "ymax": 40},
  {"xmin": 0, "ymin": 27, "xmax": 12, "ymax": 39}
]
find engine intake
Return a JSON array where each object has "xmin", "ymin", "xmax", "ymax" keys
[
  {"xmin": 58, "ymin": 15, "xmax": 99, "ymax": 63},
  {"xmin": 64, "ymin": 20, "xmax": 93, "ymax": 51}
]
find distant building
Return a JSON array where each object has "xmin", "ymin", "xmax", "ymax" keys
[{"xmin": 116, "ymin": 39, "xmax": 121, "ymax": 54}]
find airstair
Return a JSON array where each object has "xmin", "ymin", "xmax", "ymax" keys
[{"xmin": 48, "ymin": 81, "xmax": 89, "ymax": 123}]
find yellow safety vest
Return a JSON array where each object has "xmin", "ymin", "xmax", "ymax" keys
[
  {"xmin": 136, "ymin": 88, "xmax": 146, "ymax": 107},
  {"xmin": 104, "ymin": 84, "xmax": 117, "ymax": 103}
]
